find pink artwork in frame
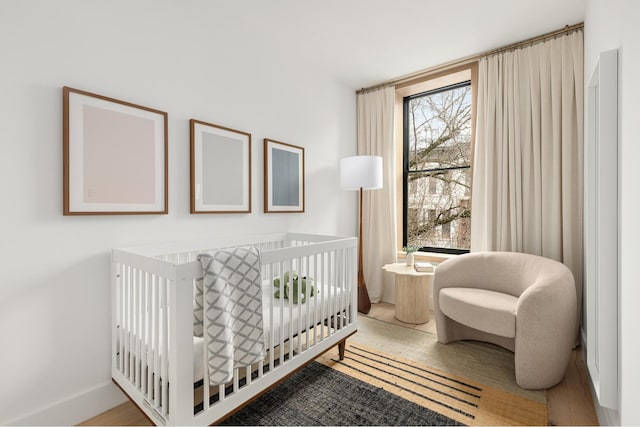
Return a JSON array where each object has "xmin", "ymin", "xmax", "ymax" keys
[{"xmin": 63, "ymin": 86, "xmax": 168, "ymax": 215}]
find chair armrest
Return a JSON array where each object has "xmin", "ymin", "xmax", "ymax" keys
[{"xmin": 514, "ymin": 274, "xmax": 577, "ymax": 388}]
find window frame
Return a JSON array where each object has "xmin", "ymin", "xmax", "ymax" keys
[{"xmin": 402, "ymin": 80, "xmax": 473, "ymax": 255}]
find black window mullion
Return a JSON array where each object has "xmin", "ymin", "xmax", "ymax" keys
[
  {"xmin": 402, "ymin": 96, "xmax": 410, "ymax": 248},
  {"xmin": 405, "ymin": 80, "xmax": 471, "ymax": 101},
  {"xmin": 408, "ymin": 165, "xmax": 470, "ymax": 177}
]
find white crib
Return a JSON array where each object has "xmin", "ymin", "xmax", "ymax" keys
[{"xmin": 111, "ymin": 232, "xmax": 357, "ymax": 425}]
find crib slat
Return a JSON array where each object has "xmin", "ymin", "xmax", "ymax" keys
[
  {"xmin": 342, "ymin": 249, "xmax": 348, "ymax": 326},
  {"xmin": 328, "ymin": 251, "xmax": 332, "ymax": 337},
  {"xmin": 202, "ymin": 383, "xmax": 209, "ymax": 413},
  {"xmin": 123, "ymin": 267, "xmax": 128, "ymax": 378},
  {"xmin": 352, "ymin": 246, "xmax": 357, "ymax": 322},
  {"xmin": 326, "ymin": 251, "xmax": 331, "ymax": 339},
  {"xmin": 137, "ymin": 269, "xmax": 142, "ymax": 386},
  {"xmin": 132, "ymin": 269, "xmax": 138, "ymax": 386},
  {"xmin": 336, "ymin": 251, "xmax": 340, "ymax": 328},
  {"xmin": 320, "ymin": 252, "xmax": 326, "ymax": 341},
  {"xmin": 287, "ymin": 260, "xmax": 293, "ymax": 361},
  {"xmin": 124, "ymin": 266, "xmax": 130, "ymax": 379},
  {"xmin": 130, "ymin": 266, "xmax": 136, "ymax": 381},
  {"xmin": 161, "ymin": 278, "xmax": 169, "ymax": 416},
  {"xmin": 344, "ymin": 248, "xmax": 348, "ymax": 327},
  {"xmin": 203, "ymin": 336, "xmax": 210, "ymax": 413},
  {"xmin": 351, "ymin": 247, "xmax": 356, "ymax": 322},
  {"xmin": 118, "ymin": 264, "xmax": 124, "ymax": 374},
  {"xmin": 304, "ymin": 256, "xmax": 315, "ymax": 348},
  {"xmin": 131, "ymin": 269, "xmax": 136, "ymax": 385},
  {"xmin": 343, "ymin": 249, "xmax": 348, "ymax": 325},
  {"xmin": 296, "ymin": 256, "xmax": 302, "ymax": 355},
  {"xmin": 341, "ymin": 248, "xmax": 347, "ymax": 328},
  {"xmin": 134, "ymin": 269, "xmax": 140, "ymax": 388},
  {"xmin": 332, "ymin": 251, "xmax": 337, "ymax": 329},
  {"xmin": 332, "ymin": 251, "xmax": 337, "ymax": 331},
  {"xmin": 338, "ymin": 251, "xmax": 342, "ymax": 326},
  {"xmin": 141, "ymin": 272, "xmax": 147, "ymax": 395},
  {"xmin": 146, "ymin": 274, "xmax": 153, "ymax": 401},
  {"xmin": 268, "ymin": 262, "xmax": 274, "ymax": 373},
  {"xmin": 233, "ymin": 368, "xmax": 239, "ymax": 394},
  {"xmin": 153, "ymin": 275, "xmax": 160, "ymax": 409},
  {"xmin": 202, "ymin": 285, "xmax": 210, "ymax": 413},
  {"xmin": 312, "ymin": 253, "xmax": 318, "ymax": 347},
  {"xmin": 279, "ymin": 261, "xmax": 285, "ymax": 367}
]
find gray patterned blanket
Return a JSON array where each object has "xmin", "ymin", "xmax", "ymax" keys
[{"xmin": 196, "ymin": 246, "xmax": 266, "ymax": 386}]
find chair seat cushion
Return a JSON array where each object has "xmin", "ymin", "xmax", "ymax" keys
[{"xmin": 439, "ymin": 288, "xmax": 518, "ymax": 338}]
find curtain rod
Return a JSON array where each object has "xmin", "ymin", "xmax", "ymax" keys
[
  {"xmin": 356, "ymin": 22, "xmax": 584, "ymax": 95},
  {"xmin": 356, "ymin": 55, "xmax": 478, "ymax": 95},
  {"xmin": 482, "ymin": 22, "xmax": 583, "ymax": 57}
]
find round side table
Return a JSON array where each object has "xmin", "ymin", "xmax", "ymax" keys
[{"xmin": 382, "ymin": 263, "xmax": 434, "ymax": 324}]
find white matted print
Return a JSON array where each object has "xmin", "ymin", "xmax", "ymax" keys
[
  {"xmin": 63, "ymin": 87, "xmax": 168, "ymax": 215},
  {"xmin": 190, "ymin": 119, "xmax": 251, "ymax": 213},
  {"xmin": 264, "ymin": 139, "xmax": 304, "ymax": 213}
]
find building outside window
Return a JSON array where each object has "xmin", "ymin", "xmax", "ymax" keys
[{"xmin": 403, "ymin": 80, "xmax": 472, "ymax": 254}]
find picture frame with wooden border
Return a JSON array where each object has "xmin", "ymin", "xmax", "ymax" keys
[
  {"xmin": 264, "ymin": 138, "xmax": 304, "ymax": 213},
  {"xmin": 63, "ymin": 86, "xmax": 168, "ymax": 215},
  {"xmin": 190, "ymin": 119, "xmax": 252, "ymax": 213}
]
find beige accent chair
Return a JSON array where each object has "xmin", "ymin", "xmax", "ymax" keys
[{"xmin": 433, "ymin": 251, "xmax": 577, "ymax": 389}]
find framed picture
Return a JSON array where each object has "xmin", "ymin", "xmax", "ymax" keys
[
  {"xmin": 264, "ymin": 139, "xmax": 304, "ymax": 213},
  {"xmin": 63, "ymin": 86, "xmax": 168, "ymax": 215},
  {"xmin": 190, "ymin": 119, "xmax": 252, "ymax": 213}
]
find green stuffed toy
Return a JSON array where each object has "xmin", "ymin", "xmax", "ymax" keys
[{"xmin": 273, "ymin": 271, "xmax": 317, "ymax": 304}]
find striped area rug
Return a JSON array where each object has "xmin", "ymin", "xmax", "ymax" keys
[{"xmin": 316, "ymin": 342, "xmax": 547, "ymax": 426}]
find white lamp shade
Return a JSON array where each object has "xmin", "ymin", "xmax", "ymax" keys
[{"xmin": 340, "ymin": 155, "xmax": 383, "ymax": 190}]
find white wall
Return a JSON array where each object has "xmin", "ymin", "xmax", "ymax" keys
[
  {"xmin": 585, "ymin": 0, "xmax": 640, "ymax": 425},
  {"xmin": 0, "ymin": 2, "xmax": 357, "ymax": 424}
]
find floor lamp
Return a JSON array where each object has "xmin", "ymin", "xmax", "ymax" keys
[{"xmin": 340, "ymin": 155, "xmax": 383, "ymax": 314}]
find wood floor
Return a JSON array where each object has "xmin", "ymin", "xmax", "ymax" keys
[
  {"xmin": 367, "ymin": 303, "xmax": 599, "ymax": 426},
  {"xmin": 81, "ymin": 302, "xmax": 599, "ymax": 426}
]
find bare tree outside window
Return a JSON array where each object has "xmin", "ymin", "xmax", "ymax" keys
[{"xmin": 403, "ymin": 82, "xmax": 472, "ymax": 252}]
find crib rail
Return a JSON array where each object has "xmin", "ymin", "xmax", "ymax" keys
[
  {"xmin": 111, "ymin": 234, "xmax": 357, "ymax": 425},
  {"xmin": 111, "ymin": 263, "xmax": 172, "ymax": 422}
]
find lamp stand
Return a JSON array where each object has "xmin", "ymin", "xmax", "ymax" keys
[{"xmin": 357, "ymin": 187, "xmax": 372, "ymax": 314}]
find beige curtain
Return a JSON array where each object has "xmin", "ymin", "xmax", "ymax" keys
[
  {"xmin": 471, "ymin": 30, "xmax": 584, "ymax": 328},
  {"xmin": 356, "ymin": 86, "xmax": 397, "ymax": 303}
]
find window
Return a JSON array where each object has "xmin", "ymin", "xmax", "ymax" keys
[
  {"xmin": 403, "ymin": 80, "xmax": 472, "ymax": 254},
  {"xmin": 442, "ymin": 222, "xmax": 451, "ymax": 239},
  {"xmin": 428, "ymin": 177, "xmax": 437, "ymax": 194}
]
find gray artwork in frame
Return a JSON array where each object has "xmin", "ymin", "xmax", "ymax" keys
[
  {"xmin": 190, "ymin": 119, "xmax": 252, "ymax": 213},
  {"xmin": 264, "ymin": 138, "xmax": 304, "ymax": 213}
]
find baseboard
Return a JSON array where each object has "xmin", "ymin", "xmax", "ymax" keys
[
  {"xmin": 580, "ymin": 328, "xmax": 620, "ymax": 426},
  {"xmin": 4, "ymin": 381, "xmax": 128, "ymax": 426}
]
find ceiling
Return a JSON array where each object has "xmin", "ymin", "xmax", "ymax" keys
[{"xmin": 231, "ymin": 0, "xmax": 586, "ymax": 90}]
